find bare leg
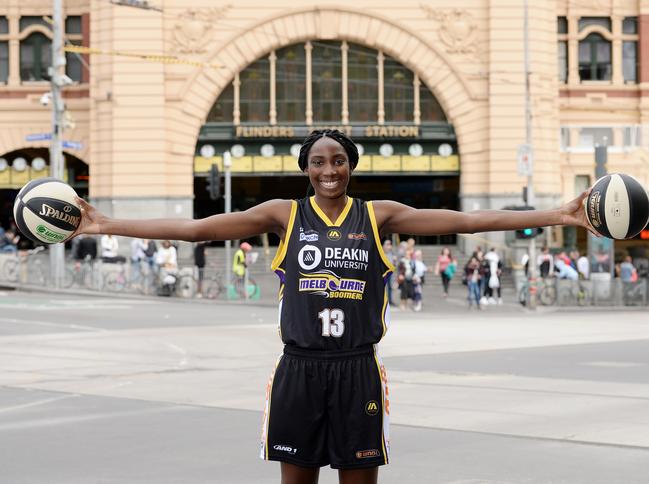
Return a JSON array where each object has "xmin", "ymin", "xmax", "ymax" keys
[
  {"xmin": 338, "ymin": 467, "xmax": 379, "ymax": 484},
  {"xmin": 281, "ymin": 462, "xmax": 320, "ymax": 484}
]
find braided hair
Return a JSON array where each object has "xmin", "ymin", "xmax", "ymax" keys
[{"xmin": 297, "ymin": 129, "xmax": 359, "ymax": 172}]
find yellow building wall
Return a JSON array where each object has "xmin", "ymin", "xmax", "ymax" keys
[{"xmin": 0, "ymin": 0, "xmax": 648, "ymax": 216}]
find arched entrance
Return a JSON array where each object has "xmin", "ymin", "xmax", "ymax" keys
[{"xmin": 193, "ymin": 39, "xmax": 461, "ymax": 245}]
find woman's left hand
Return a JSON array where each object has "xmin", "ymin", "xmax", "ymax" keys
[{"xmin": 559, "ymin": 190, "xmax": 600, "ymax": 236}]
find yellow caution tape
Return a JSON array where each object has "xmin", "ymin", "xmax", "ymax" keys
[{"xmin": 63, "ymin": 45, "xmax": 223, "ymax": 69}]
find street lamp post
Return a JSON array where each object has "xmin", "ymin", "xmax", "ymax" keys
[
  {"xmin": 223, "ymin": 151, "xmax": 232, "ymax": 296},
  {"xmin": 49, "ymin": 0, "xmax": 66, "ymax": 289},
  {"xmin": 523, "ymin": 0, "xmax": 537, "ymax": 309}
]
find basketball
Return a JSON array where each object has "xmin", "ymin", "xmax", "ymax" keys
[
  {"xmin": 585, "ymin": 173, "xmax": 649, "ymax": 239},
  {"xmin": 12, "ymin": 178, "xmax": 82, "ymax": 244}
]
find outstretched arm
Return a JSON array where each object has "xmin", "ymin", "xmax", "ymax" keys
[
  {"xmin": 373, "ymin": 191, "xmax": 595, "ymax": 236},
  {"xmin": 74, "ymin": 198, "xmax": 293, "ymax": 242}
]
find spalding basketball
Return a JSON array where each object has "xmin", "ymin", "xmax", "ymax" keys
[
  {"xmin": 13, "ymin": 178, "xmax": 81, "ymax": 244},
  {"xmin": 585, "ymin": 173, "xmax": 649, "ymax": 239}
]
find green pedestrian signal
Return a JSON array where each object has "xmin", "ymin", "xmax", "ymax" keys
[{"xmin": 515, "ymin": 227, "xmax": 544, "ymax": 239}]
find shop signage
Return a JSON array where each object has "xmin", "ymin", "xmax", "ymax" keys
[{"xmin": 234, "ymin": 125, "xmax": 420, "ymax": 139}]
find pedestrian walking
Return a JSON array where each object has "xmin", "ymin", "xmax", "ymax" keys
[
  {"xmin": 75, "ymin": 234, "xmax": 97, "ymax": 262},
  {"xmin": 484, "ymin": 247, "xmax": 502, "ymax": 304},
  {"xmin": 537, "ymin": 246, "xmax": 553, "ymax": 278},
  {"xmin": 130, "ymin": 238, "xmax": 146, "ymax": 285},
  {"xmin": 143, "ymin": 238, "xmax": 158, "ymax": 272},
  {"xmin": 71, "ymin": 128, "xmax": 594, "ymax": 484},
  {"xmin": 465, "ymin": 256, "xmax": 483, "ymax": 309},
  {"xmin": 100, "ymin": 234, "xmax": 125, "ymax": 263},
  {"xmin": 412, "ymin": 249, "xmax": 428, "ymax": 311},
  {"xmin": 155, "ymin": 240, "xmax": 178, "ymax": 296},
  {"xmin": 194, "ymin": 241, "xmax": 207, "ymax": 297},
  {"xmin": 577, "ymin": 252, "xmax": 590, "ymax": 280},
  {"xmin": 397, "ymin": 246, "xmax": 415, "ymax": 310},
  {"xmin": 434, "ymin": 247, "xmax": 455, "ymax": 297},
  {"xmin": 233, "ymin": 241, "xmax": 252, "ymax": 287},
  {"xmin": 620, "ymin": 255, "xmax": 637, "ymax": 283}
]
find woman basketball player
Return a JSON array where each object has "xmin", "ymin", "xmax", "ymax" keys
[{"xmin": 73, "ymin": 129, "xmax": 594, "ymax": 484}]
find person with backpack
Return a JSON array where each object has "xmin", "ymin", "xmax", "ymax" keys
[{"xmin": 434, "ymin": 246, "xmax": 456, "ymax": 297}]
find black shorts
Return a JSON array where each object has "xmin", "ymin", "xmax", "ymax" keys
[{"xmin": 260, "ymin": 345, "xmax": 390, "ymax": 469}]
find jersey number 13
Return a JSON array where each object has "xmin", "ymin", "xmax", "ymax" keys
[{"xmin": 318, "ymin": 308, "xmax": 345, "ymax": 337}]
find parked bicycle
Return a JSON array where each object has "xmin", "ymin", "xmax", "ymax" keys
[
  {"xmin": 518, "ymin": 277, "xmax": 557, "ymax": 306},
  {"xmin": 233, "ymin": 274, "xmax": 259, "ymax": 300},
  {"xmin": 202, "ymin": 272, "xmax": 225, "ymax": 299},
  {"xmin": 557, "ymin": 279, "xmax": 590, "ymax": 306},
  {"xmin": 63, "ymin": 255, "xmax": 97, "ymax": 289},
  {"xmin": 101, "ymin": 263, "xmax": 130, "ymax": 292},
  {"xmin": 623, "ymin": 280, "xmax": 647, "ymax": 306},
  {"xmin": 2, "ymin": 246, "xmax": 48, "ymax": 285}
]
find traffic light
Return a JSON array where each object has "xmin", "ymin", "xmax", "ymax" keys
[
  {"xmin": 206, "ymin": 164, "xmax": 221, "ymax": 200},
  {"xmin": 515, "ymin": 227, "xmax": 544, "ymax": 239}
]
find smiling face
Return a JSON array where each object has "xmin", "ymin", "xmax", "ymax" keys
[{"xmin": 304, "ymin": 136, "xmax": 351, "ymax": 200}]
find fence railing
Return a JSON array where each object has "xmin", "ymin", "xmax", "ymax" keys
[
  {"xmin": 0, "ymin": 252, "xmax": 262, "ymax": 301},
  {"xmin": 514, "ymin": 269, "xmax": 648, "ymax": 307}
]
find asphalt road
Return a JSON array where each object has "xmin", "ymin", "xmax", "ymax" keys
[{"xmin": 1, "ymin": 290, "xmax": 648, "ymax": 483}]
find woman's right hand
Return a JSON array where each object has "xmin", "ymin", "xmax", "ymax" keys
[{"xmin": 73, "ymin": 197, "xmax": 108, "ymax": 237}]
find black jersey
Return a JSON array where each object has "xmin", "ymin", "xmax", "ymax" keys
[{"xmin": 271, "ymin": 196, "xmax": 395, "ymax": 350}]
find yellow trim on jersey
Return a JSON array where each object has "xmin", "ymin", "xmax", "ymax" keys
[
  {"xmin": 270, "ymin": 200, "xmax": 298, "ymax": 270},
  {"xmin": 367, "ymin": 201, "xmax": 396, "ymax": 273},
  {"xmin": 381, "ymin": 286, "xmax": 389, "ymax": 338},
  {"xmin": 309, "ymin": 196, "xmax": 353, "ymax": 227},
  {"xmin": 373, "ymin": 353, "xmax": 389, "ymax": 465}
]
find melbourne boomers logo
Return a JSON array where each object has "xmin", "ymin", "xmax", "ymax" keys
[{"xmin": 299, "ymin": 270, "xmax": 366, "ymax": 300}]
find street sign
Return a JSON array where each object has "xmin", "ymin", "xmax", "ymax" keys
[
  {"xmin": 62, "ymin": 140, "xmax": 83, "ymax": 150},
  {"xmin": 517, "ymin": 143, "xmax": 533, "ymax": 177},
  {"xmin": 25, "ymin": 133, "xmax": 52, "ymax": 142}
]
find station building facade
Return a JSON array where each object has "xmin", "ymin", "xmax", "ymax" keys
[{"xmin": 0, "ymin": 0, "xmax": 648, "ymax": 250}]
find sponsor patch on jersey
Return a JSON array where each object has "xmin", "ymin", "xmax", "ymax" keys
[
  {"xmin": 323, "ymin": 247, "xmax": 369, "ymax": 271},
  {"xmin": 356, "ymin": 449, "xmax": 380, "ymax": 459},
  {"xmin": 299, "ymin": 232, "xmax": 319, "ymax": 242},
  {"xmin": 347, "ymin": 232, "xmax": 367, "ymax": 240},
  {"xmin": 299, "ymin": 228, "xmax": 319, "ymax": 242},
  {"xmin": 365, "ymin": 400, "xmax": 379, "ymax": 416},
  {"xmin": 297, "ymin": 245, "xmax": 369, "ymax": 272},
  {"xmin": 298, "ymin": 244, "xmax": 322, "ymax": 270},
  {"xmin": 327, "ymin": 229, "xmax": 342, "ymax": 241},
  {"xmin": 298, "ymin": 270, "xmax": 366, "ymax": 300}
]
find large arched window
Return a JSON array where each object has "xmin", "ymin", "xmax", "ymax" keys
[
  {"xmin": 276, "ymin": 44, "xmax": 306, "ymax": 123},
  {"xmin": 239, "ymin": 57, "xmax": 270, "ymax": 122},
  {"xmin": 419, "ymin": 84, "xmax": 446, "ymax": 122},
  {"xmin": 384, "ymin": 55, "xmax": 413, "ymax": 122},
  {"xmin": 206, "ymin": 83, "xmax": 233, "ymax": 123},
  {"xmin": 578, "ymin": 33, "xmax": 611, "ymax": 81},
  {"xmin": 312, "ymin": 41, "xmax": 341, "ymax": 123},
  {"xmin": 207, "ymin": 41, "xmax": 447, "ymax": 125},
  {"xmin": 347, "ymin": 44, "xmax": 377, "ymax": 122},
  {"xmin": 20, "ymin": 32, "xmax": 51, "ymax": 81}
]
